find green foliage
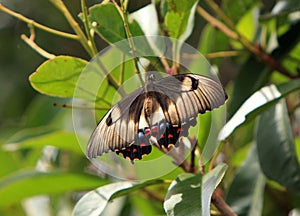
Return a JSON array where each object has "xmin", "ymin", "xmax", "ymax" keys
[{"xmin": 0, "ymin": 0, "xmax": 300, "ymax": 215}]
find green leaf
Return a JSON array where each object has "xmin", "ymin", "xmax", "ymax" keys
[
  {"xmin": 0, "ymin": 170, "xmax": 107, "ymax": 207},
  {"xmin": 164, "ymin": 173, "xmax": 201, "ymax": 216},
  {"xmin": 165, "ymin": 0, "xmax": 198, "ymax": 40},
  {"xmin": 89, "ymin": 3, "xmax": 147, "ymax": 43},
  {"xmin": 202, "ymin": 163, "xmax": 228, "ymax": 215},
  {"xmin": 164, "ymin": 163, "xmax": 227, "ymax": 216},
  {"xmin": 0, "ymin": 148, "xmax": 19, "ymax": 178},
  {"xmin": 89, "ymin": 3, "xmax": 126, "ymax": 43},
  {"xmin": 4, "ymin": 130, "xmax": 85, "ymax": 155},
  {"xmin": 73, "ymin": 179, "xmax": 163, "ymax": 216},
  {"xmin": 227, "ymin": 57, "xmax": 267, "ymax": 117},
  {"xmin": 29, "ymin": 56, "xmax": 88, "ymax": 98},
  {"xmin": 223, "ymin": 0, "xmax": 259, "ymax": 23},
  {"xmin": 233, "ymin": 7, "xmax": 259, "ymax": 48},
  {"xmin": 219, "ymin": 78, "xmax": 300, "ymax": 141},
  {"xmin": 198, "ymin": 24, "xmax": 230, "ymax": 64},
  {"xmin": 256, "ymin": 100, "xmax": 300, "ymax": 194},
  {"xmin": 226, "ymin": 145, "xmax": 265, "ymax": 216}
]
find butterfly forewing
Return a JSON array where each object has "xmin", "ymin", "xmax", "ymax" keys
[{"xmin": 86, "ymin": 73, "xmax": 227, "ymax": 162}]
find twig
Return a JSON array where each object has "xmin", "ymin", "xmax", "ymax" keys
[
  {"xmin": 197, "ymin": 6, "xmax": 238, "ymax": 40},
  {"xmin": 50, "ymin": 0, "xmax": 93, "ymax": 56},
  {"xmin": 81, "ymin": 0, "xmax": 98, "ymax": 56},
  {"xmin": 211, "ymin": 192, "xmax": 237, "ymax": 216},
  {"xmin": 21, "ymin": 34, "xmax": 56, "ymax": 59},
  {"xmin": 0, "ymin": 4, "xmax": 78, "ymax": 40}
]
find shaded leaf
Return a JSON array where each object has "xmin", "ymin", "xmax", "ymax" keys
[
  {"xmin": 3, "ymin": 130, "xmax": 85, "ymax": 155},
  {"xmin": 0, "ymin": 171, "xmax": 107, "ymax": 207},
  {"xmin": 73, "ymin": 179, "xmax": 163, "ymax": 216},
  {"xmin": 219, "ymin": 78, "xmax": 300, "ymax": 141},
  {"xmin": 256, "ymin": 100, "xmax": 300, "ymax": 194},
  {"xmin": 226, "ymin": 145, "xmax": 265, "ymax": 216}
]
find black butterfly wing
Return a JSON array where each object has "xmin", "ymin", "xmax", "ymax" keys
[{"xmin": 86, "ymin": 87, "xmax": 145, "ymax": 159}]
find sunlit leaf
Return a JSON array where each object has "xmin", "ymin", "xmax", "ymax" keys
[
  {"xmin": 232, "ymin": 7, "xmax": 259, "ymax": 49},
  {"xmin": 256, "ymin": 100, "xmax": 300, "ymax": 194},
  {"xmin": 223, "ymin": 0, "xmax": 259, "ymax": 23},
  {"xmin": 219, "ymin": 78, "xmax": 300, "ymax": 141},
  {"xmin": 29, "ymin": 56, "xmax": 88, "ymax": 98}
]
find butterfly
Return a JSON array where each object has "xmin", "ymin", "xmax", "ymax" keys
[{"xmin": 86, "ymin": 73, "xmax": 227, "ymax": 163}]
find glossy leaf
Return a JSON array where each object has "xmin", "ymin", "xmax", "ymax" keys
[
  {"xmin": 226, "ymin": 146, "xmax": 265, "ymax": 216},
  {"xmin": 0, "ymin": 171, "xmax": 108, "ymax": 207},
  {"xmin": 164, "ymin": 163, "xmax": 227, "ymax": 216},
  {"xmin": 164, "ymin": 173, "xmax": 201, "ymax": 216},
  {"xmin": 256, "ymin": 100, "xmax": 300, "ymax": 194},
  {"xmin": 219, "ymin": 78, "xmax": 300, "ymax": 141},
  {"xmin": 73, "ymin": 179, "xmax": 163, "ymax": 216},
  {"xmin": 29, "ymin": 56, "xmax": 88, "ymax": 98},
  {"xmin": 202, "ymin": 163, "xmax": 228, "ymax": 215}
]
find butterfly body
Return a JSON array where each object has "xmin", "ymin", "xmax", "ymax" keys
[{"xmin": 87, "ymin": 73, "xmax": 227, "ymax": 162}]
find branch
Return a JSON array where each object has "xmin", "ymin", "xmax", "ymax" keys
[
  {"xmin": 212, "ymin": 191, "xmax": 237, "ymax": 216},
  {"xmin": 50, "ymin": 0, "xmax": 93, "ymax": 57},
  {"xmin": 197, "ymin": 5, "xmax": 298, "ymax": 79},
  {"xmin": 0, "ymin": 4, "xmax": 78, "ymax": 40}
]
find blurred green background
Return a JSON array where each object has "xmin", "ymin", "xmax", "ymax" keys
[{"xmin": 0, "ymin": 0, "xmax": 300, "ymax": 215}]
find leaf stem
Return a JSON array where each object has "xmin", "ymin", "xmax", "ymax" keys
[{"xmin": 0, "ymin": 3, "xmax": 78, "ymax": 40}]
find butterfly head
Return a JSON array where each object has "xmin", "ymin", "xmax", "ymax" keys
[{"xmin": 146, "ymin": 73, "xmax": 156, "ymax": 83}]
